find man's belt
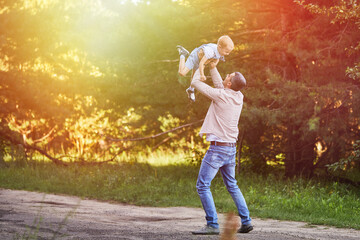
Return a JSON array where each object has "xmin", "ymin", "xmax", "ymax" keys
[{"xmin": 210, "ymin": 141, "xmax": 236, "ymax": 147}]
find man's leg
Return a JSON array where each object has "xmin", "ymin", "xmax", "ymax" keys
[
  {"xmin": 196, "ymin": 154, "xmax": 220, "ymax": 229},
  {"xmin": 220, "ymin": 163, "xmax": 252, "ymax": 227}
]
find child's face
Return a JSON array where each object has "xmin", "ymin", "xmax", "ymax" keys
[{"xmin": 218, "ymin": 45, "xmax": 233, "ymax": 56}]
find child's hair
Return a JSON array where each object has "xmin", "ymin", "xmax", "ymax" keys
[
  {"xmin": 231, "ymin": 72, "xmax": 246, "ymax": 91},
  {"xmin": 218, "ymin": 35, "xmax": 234, "ymax": 49}
]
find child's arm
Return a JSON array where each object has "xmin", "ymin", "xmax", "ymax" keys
[
  {"xmin": 197, "ymin": 49, "xmax": 208, "ymax": 81},
  {"xmin": 198, "ymin": 56, "xmax": 208, "ymax": 81}
]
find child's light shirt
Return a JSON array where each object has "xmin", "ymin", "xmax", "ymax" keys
[
  {"xmin": 200, "ymin": 43, "xmax": 225, "ymax": 62},
  {"xmin": 185, "ymin": 43, "xmax": 225, "ymax": 70}
]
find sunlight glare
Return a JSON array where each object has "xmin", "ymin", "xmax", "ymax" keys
[
  {"xmin": 17, "ymin": 0, "xmax": 55, "ymax": 14},
  {"xmin": 90, "ymin": 66, "xmax": 103, "ymax": 78},
  {"xmin": 0, "ymin": 56, "xmax": 9, "ymax": 72}
]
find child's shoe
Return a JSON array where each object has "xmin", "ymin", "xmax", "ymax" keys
[
  {"xmin": 186, "ymin": 87, "xmax": 195, "ymax": 102},
  {"xmin": 177, "ymin": 45, "xmax": 189, "ymax": 58}
]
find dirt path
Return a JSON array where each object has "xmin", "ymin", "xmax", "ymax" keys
[{"xmin": 0, "ymin": 189, "xmax": 359, "ymax": 240}]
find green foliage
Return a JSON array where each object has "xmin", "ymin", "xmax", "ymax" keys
[
  {"xmin": 295, "ymin": 0, "xmax": 360, "ymax": 82},
  {"xmin": 0, "ymin": 0, "xmax": 359, "ymax": 181},
  {"xmin": 243, "ymin": 175, "xmax": 360, "ymax": 228},
  {"xmin": 327, "ymin": 140, "xmax": 360, "ymax": 182},
  {"xmin": 346, "ymin": 62, "xmax": 360, "ymax": 80},
  {"xmin": 224, "ymin": 0, "xmax": 360, "ymax": 178},
  {"xmin": 0, "ymin": 159, "xmax": 359, "ymax": 229},
  {"xmin": 0, "ymin": 0, "xmax": 212, "ymax": 160}
]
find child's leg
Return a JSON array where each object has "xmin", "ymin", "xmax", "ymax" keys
[
  {"xmin": 177, "ymin": 45, "xmax": 190, "ymax": 76},
  {"xmin": 178, "ymin": 56, "xmax": 190, "ymax": 77}
]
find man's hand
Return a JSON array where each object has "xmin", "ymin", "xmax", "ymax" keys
[
  {"xmin": 209, "ymin": 59, "xmax": 219, "ymax": 69},
  {"xmin": 200, "ymin": 75, "xmax": 207, "ymax": 81}
]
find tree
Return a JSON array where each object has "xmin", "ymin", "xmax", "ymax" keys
[
  {"xmin": 238, "ymin": 0, "xmax": 360, "ymax": 178},
  {"xmin": 0, "ymin": 0, "xmax": 214, "ymax": 163},
  {"xmin": 185, "ymin": 0, "xmax": 359, "ymax": 178}
]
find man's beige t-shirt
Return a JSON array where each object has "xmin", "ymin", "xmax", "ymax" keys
[{"xmin": 191, "ymin": 68, "xmax": 244, "ymax": 143}]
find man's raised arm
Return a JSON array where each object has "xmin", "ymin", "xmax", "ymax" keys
[
  {"xmin": 191, "ymin": 69, "xmax": 221, "ymax": 102},
  {"xmin": 208, "ymin": 61, "xmax": 224, "ymax": 89}
]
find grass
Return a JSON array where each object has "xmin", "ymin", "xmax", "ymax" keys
[{"xmin": 1, "ymin": 153, "xmax": 359, "ymax": 230}]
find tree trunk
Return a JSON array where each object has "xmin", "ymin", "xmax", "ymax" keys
[
  {"xmin": 299, "ymin": 141, "xmax": 316, "ymax": 177},
  {"xmin": 285, "ymin": 126, "xmax": 316, "ymax": 177},
  {"xmin": 0, "ymin": 148, "xmax": 7, "ymax": 168},
  {"xmin": 284, "ymin": 126, "xmax": 298, "ymax": 177}
]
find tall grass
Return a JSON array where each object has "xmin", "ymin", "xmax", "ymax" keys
[{"xmin": 0, "ymin": 152, "xmax": 359, "ymax": 230}]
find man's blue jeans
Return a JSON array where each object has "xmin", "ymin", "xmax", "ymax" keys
[{"xmin": 196, "ymin": 144, "xmax": 252, "ymax": 228}]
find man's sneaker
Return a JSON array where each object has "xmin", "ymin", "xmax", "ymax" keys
[
  {"xmin": 192, "ymin": 225, "xmax": 220, "ymax": 235},
  {"xmin": 186, "ymin": 87, "xmax": 195, "ymax": 102},
  {"xmin": 176, "ymin": 45, "xmax": 189, "ymax": 58},
  {"xmin": 237, "ymin": 224, "xmax": 253, "ymax": 233}
]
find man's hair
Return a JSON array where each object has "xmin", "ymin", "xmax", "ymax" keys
[
  {"xmin": 230, "ymin": 72, "xmax": 246, "ymax": 91},
  {"xmin": 218, "ymin": 35, "xmax": 234, "ymax": 49}
]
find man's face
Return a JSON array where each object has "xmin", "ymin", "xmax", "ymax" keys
[{"xmin": 223, "ymin": 73, "xmax": 235, "ymax": 88}]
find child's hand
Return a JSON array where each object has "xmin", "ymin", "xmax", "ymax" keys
[
  {"xmin": 209, "ymin": 59, "xmax": 219, "ymax": 69},
  {"xmin": 200, "ymin": 75, "xmax": 207, "ymax": 81}
]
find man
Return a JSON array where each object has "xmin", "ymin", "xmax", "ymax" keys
[{"xmin": 191, "ymin": 62, "xmax": 253, "ymax": 235}]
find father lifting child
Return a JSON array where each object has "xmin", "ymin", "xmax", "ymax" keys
[{"xmin": 177, "ymin": 36, "xmax": 254, "ymax": 235}]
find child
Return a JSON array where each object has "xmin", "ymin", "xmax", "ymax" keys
[{"xmin": 177, "ymin": 35, "xmax": 234, "ymax": 102}]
